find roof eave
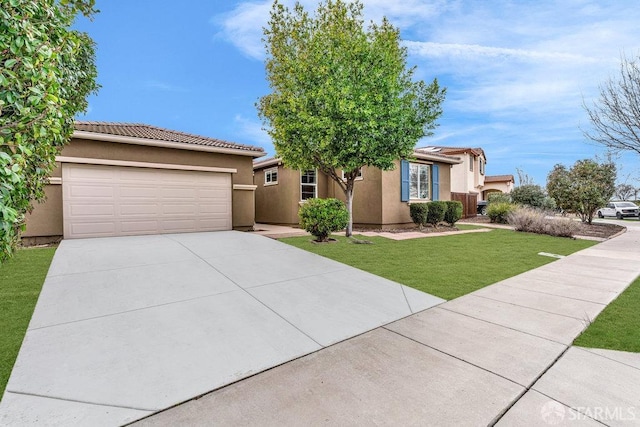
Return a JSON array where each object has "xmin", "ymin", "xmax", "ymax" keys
[
  {"xmin": 412, "ymin": 152, "xmax": 463, "ymax": 164},
  {"xmin": 253, "ymin": 157, "xmax": 282, "ymax": 169},
  {"xmin": 72, "ymin": 130, "xmax": 266, "ymax": 158}
]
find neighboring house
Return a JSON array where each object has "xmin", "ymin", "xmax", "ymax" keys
[
  {"xmin": 253, "ymin": 150, "xmax": 462, "ymax": 229},
  {"xmin": 23, "ymin": 121, "xmax": 265, "ymax": 243},
  {"xmin": 417, "ymin": 146, "xmax": 487, "ymax": 196},
  {"xmin": 483, "ymin": 175, "xmax": 515, "ymax": 199}
]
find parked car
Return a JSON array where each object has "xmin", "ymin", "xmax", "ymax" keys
[
  {"xmin": 477, "ymin": 200, "xmax": 488, "ymax": 215},
  {"xmin": 597, "ymin": 201, "xmax": 640, "ymax": 219}
]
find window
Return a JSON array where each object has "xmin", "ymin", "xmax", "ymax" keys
[
  {"xmin": 409, "ymin": 163, "xmax": 430, "ymax": 200},
  {"xmin": 341, "ymin": 169, "xmax": 363, "ymax": 180},
  {"xmin": 264, "ymin": 167, "xmax": 278, "ymax": 185},
  {"xmin": 469, "ymin": 154, "xmax": 474, "ymax": 172},
  {"xmin": 479, "ymin": 158, "xmax": 485, "ymax": 175},
  {"xmin": 300, "ymin": 169, "xmax": 317, "ymax": 200}
]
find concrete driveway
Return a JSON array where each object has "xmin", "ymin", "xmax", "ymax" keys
[{"xmin": 0, "ymin": 231, "xmax": 443, "ymax": 426}]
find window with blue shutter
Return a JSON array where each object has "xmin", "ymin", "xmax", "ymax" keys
[
  {"xmin": 401, "ymin": 160, "xmax": 410, "ymax": 201},
  {"xmin": 431, "ymin": 164, "xmax": 439, "ymax": 201}
]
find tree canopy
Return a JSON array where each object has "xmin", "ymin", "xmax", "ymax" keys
[
  {"xmin": 0, "ymin": 0, "xmax": 99, "ymax": 261},
  {"xmin": 546, "ymin": 159, "xmax": 616, "ymax": 224},
  {"xmin": 257, "ymin": 0, "xmax": 445, "ymax": 235},
  {"xmin": 584, "ymin": 53, "xmax": 640, "ymax": 157}
]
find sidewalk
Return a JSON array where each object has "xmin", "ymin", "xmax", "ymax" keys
[{"xmin": 135, "ymin": 227, "xmax": 640, "ymax": 426}]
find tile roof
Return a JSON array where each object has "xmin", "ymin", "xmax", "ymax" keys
[
  {"xmin": 74, "ymin": 121, "xmax": 265, "ymax": 153},
  {"xmin": 485, "ymin": 174, "xmax": 514, "ymax": 183}
]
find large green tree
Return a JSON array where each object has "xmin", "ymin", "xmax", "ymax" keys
[
  {"xmin": 258, "ymin": 0, "xmax": 445, "ymax": 236},
  {"xmin": 546, "ymin": 159, "xmax": 616, "ymax": 224},
  {"xmin": 0, "ymin": 0, "xmax": 99, "ymax": 261}
]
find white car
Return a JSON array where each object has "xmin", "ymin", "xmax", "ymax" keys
[{"xmin": 597, "ymin": 201, "xmax": 640, "ymax": 219}]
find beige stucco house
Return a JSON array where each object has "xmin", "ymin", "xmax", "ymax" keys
[
  {"xmin": 23, "ymin": 121, "xmax": 265, "ymax": 244},
  {"xmin": 483, "ymin": 174, "xmax": 515, "ymax": 198},
  {"xmin": 253, "ymin": 150, "xmax": 462, "ymax": 229},
  {"xmin": 416, "ymin": 146, "xmax": 513, "ymax": 216}
]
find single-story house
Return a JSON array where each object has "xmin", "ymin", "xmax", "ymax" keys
[
  {"xmin": 253, "ymin": 150, "xmax": 462, "ymax": 229},
  {"xmin": 483, "ymin": 175, "xmax": 515, "ymax": 199},
  {"xmin": 23, "ymin": 121, "xmax": 265, "ymax": 244}
]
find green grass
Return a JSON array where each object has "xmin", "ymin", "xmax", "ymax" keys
[
  {"xmin": 281, "ymin": 229, "xmax": 596, "ymax": 300},
  {"xmin": 574, "ymin": 276, "xmax": 640, "ymax": 352},
  {"xmin": 0, "ymin": 247, "xmax": 56, "ymax": 398}
]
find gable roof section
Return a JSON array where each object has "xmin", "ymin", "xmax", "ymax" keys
[
  {"xmin": 485, "ymin": 174, "xmax": 515, "ymax": 183},
  {"xmin": 74, "ymin": 121, "xmax": 265, "ymax": 158},
  {"xmin": 418, "ymin": 146, "xmax": 486, "ymax": 160}
]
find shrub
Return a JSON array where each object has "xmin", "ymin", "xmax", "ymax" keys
[
  {"xmin": 508, "ymin": 206, "xmax": 578, "ymax": 237},
  {"xmin": 510, "ymin": 184, "xmax": 547, "ymax": 208},
  {"xmin": 444, "ymin": 201, "xmax": 463, "ymax": 226},
  {"xmin": 298, "ymin": 198, "xmax": 349, "ymax": 242},
  {"xmin": 409, "ymin": 203, "xmax": 429, "ymax": 230},
  {"xmin": 426, "ymin": 201, "xmax": 446, "ymax": 228},
  {"xmin": 487, "ymin": 192, "xmax": 511, "ymax": 205},
  {"xmin": 487, "ymin": 202, "xmax": 515, "ymax": 224}
]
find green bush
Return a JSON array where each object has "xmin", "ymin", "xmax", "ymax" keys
[
  {"xmin": 444, "ymin": 201, "xmax": 463, "ymax": 226},
  {"xmin": 426, "ymin": 201, "xmax": 446, "ymax": 227},
  {"xmin": 510, "ymin": 184, "xmax": 547, "ymax": 208},
  {"xmin": 299, "ymin": 198, "xmax": 349, "ymax": 242},
  {"xmin": 487, "ymin": 202, "xmax": 515, "ymax": 224},
  {"xmin": 487, "ymin": 192, "xmax": 511, "ymax": 205},
  {"xmin": 409, "ymin": 203, "xmax": 429, "ymax": 230}
]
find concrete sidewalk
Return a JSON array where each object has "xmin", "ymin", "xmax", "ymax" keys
[{"xmin": 135, "ymin": 227, "xmax": 640, "ymax": 426}]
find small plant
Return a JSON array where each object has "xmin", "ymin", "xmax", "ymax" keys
[
  {"xmin": 487, "ymin": 202, "xmax": 515, "ymax": 224},
  {"xmin": 507, "ymin": 206, "xmax": 578, "ymax": 237},
  {"xmin": 426, "ymin": 201, "xmax": 446, "ymax": 228},
  {"xmin": 409, "ymin": 203, "xmax": 429, "ymax": 230},
  {"xmin": 444, "ymin": 201, "xmax": 463, "ymax": 226},
  {"xmin": 298, "ymin": 198, "xmax": 349, "ymax": 242},
  {"xmin": 487, "ymin": 192, "xmax": 511, "ymax": 205}
]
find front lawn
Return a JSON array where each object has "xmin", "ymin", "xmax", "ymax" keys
[
  {"xmin": 0, "ymin": 247, "xmax": 56, "ymax": 398},
  {"xmin": 574, "ymin": 276, "xmax": 640, "ymax": 352},
  {"xmin": 281, "ymin": 229, "xmax": 596, "ymax": 300}
]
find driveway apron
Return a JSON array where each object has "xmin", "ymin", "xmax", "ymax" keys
[{"xmin": 0, "ymin": 231, "xmax": 443, "ymax": 426}]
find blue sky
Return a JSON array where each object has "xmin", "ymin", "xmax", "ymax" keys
[{"xmin": 75, "ymin": 0, "xmax": 640, "ymax": 186}]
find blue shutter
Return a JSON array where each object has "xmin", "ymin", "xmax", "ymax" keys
[
  {"xmin": 400, "ymin": 160, "xmax": 409, "ymax": 202},
  {"xmin": 431, "ymin": 164, "xmax": 439, "ymax": 201}
]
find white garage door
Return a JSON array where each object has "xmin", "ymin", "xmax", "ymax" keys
[{"xmin": 62, "ymin": 163, "xmax": 232, "ymax": 239}]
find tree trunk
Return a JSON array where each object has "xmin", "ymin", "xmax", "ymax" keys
[{"xmin": 345, "ymin": 187, "xmax": 353, "ymax": 237}]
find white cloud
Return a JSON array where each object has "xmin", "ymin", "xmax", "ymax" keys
[{"xmin": 233, "ymin": 114, "xmax": 273, "ymax": 152}]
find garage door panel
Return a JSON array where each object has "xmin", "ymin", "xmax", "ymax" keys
[
  {"xmin": 69, "ymin": 204, "xmax": 116, "ymax": 216},
  {"xmin": 119, "ymin": 204, "xmax": 160, "ymax": 216},
  {"xmin": 69, "ymin": 222, "xmax": 117, "ymax": 236},
  {"xmin": 63, "ymin": 164, "xmax": 232, "ymax": 239},
  {"xmin": 120, "ymin": 220, "xmax": 162, "ymax": 234},
  {"xmin": 67, "ymin": 184, "xmax": 114, "ymax": 198},
  {"xmin": 161, "ymin": 188, "xmax": 198, "ymax": 199}
]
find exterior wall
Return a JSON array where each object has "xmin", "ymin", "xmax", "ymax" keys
[
  {"xmin": 450, "ymin": 153, "xmax": 485, "ymax": 196},
  {"xmin": 381, "ymin": 160, "xmax": 452, "ymax": 228},
  {"xmin": 328, "ymin": 166, "xmax": 383, "ymax": 226},
  {"xmin": 23, "ymin": 137, "xmax": 258, "ymax": 237},
  {"xmin": 255, "ymin": 160, "xmax": 454, "ymax": 229},
  {"xmin": 255, "ymin": 165, "xmax": 301, "ymax": 225},
  {"xmin": 23, "ymin": 184, "xmax": 63, "ymax": 238}
]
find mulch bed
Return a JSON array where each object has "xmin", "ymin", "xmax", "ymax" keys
[
  {"xmin": 354, "ymin": 225, "xmax": 461, "ymax": 234},
  {"xmin": 355, "ymin": 215, "xmax": 625, "ymax": 240}
]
